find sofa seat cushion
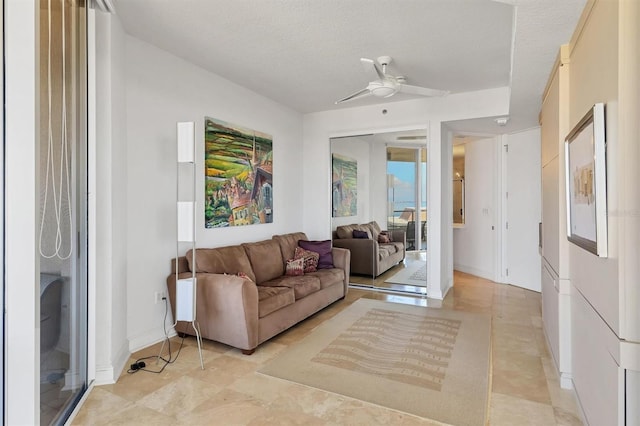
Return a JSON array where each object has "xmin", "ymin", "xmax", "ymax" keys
[
  {"xmin": 261, "ymin": 275, "xmax": 321, "ymax": 300},
  {"xmin": 306, "ymin": 268, "xmax": 344, "ymax": 289},
  {"xmin": 257, "ymin": 286, "xmax": 295, "ymax": 318},
  {"xmin": 391, "ymin": 241, "xmax": 404, "ymax": 252},
  {"xmin": 378, "ymin": 244, "xmax": 398, "ymax": 260}
]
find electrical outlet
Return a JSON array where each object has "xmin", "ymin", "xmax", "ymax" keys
[{"xmin": 154, "ymin": 291, "xmax": 166, "ymax": 304}]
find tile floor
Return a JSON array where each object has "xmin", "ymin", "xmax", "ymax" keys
[{"xmin": 71, "ymin": 272, "xmax": 583, "ymax": 425}]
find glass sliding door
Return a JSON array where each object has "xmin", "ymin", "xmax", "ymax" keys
[
  {"xmin": 386, "ymin": 147, "xmax": 427, "ymax": 251},
  {"xmin": 38, "ymin": 0, "xmax": 88, "ymax": 424}
]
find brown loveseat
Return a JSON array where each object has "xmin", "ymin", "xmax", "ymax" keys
[
  {"xmin": 166, "ymin": 232, "xmax": 350, "ymax": 354},
  {"xmin": 332, "ymin": 221, "xmax": 405, "ymax": 277}
]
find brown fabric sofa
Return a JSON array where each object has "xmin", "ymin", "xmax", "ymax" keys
[
  {"xmin": 166, "ymin": 232, "xmax": 350, "ymax": 354},
  {"xmin": 332, "ymin": 221, "xmax": 405, "ymax": 277}
]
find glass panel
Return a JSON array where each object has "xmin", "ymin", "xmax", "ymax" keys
[
  {"xmin": 330, "ymin": 133, "xmax": 427, "ymax": 295},
  {"xmin": 1, "ymin": 0, "xmax": 5, "ymax": 418},
  {"xmin": 330, "ymin": 136, "xmax": 375, "ymax": 288},
  {"xmin": 387, "ymin": 147, "xmax": 427, "ymax": 251},
  {"xmin": 38, "ymin": 0, "xmax": 87, "ymax": 424},
  {"xmin": 453, "ymin": 144, "xmax": 465, "ymax": 225}
]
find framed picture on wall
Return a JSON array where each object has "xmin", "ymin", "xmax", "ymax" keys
[{"xmin": 564, "ymin": 103, "xmax": 607, "ymax": 257}]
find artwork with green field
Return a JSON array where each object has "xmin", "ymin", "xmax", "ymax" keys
[
  {"xmin": 204, "ymin": 117, "xmax": 273, "ymax": 228},
  {"xmin": 332, "ymin": 154, "xmax": 357, "ymax": 217}
]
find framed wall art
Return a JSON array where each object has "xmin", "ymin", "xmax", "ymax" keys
[
  {"xmin": 331, "ymin": 153, "xmax": 357, "ymax": 217},
  {"xmin": 204, "ymin": 117, "xmax": 273, "ymax": 228},
  {"xmin": 564, "ymin": 103, "xmax": 607, "ymax": 257}
]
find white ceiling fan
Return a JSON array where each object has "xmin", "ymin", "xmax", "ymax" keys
[{"xmin": 335, "ymin": 56, "xmax": 449, "ymax": 104}]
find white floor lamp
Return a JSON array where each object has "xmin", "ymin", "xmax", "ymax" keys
[{"xmin": 160, "ymin": 121, "xmax": 204, "ymax": 369}]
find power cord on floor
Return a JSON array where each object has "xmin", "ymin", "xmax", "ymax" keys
[{"xmin": 127, "ymin": 297, "xmax": 187, "ymax": 374}]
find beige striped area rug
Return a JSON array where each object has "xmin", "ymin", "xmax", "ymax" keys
[{"xmin": 259, "ymin": 299, "xmax": 491, "ymax": 426}]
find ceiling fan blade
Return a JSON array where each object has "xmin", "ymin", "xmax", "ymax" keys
[
  {"xmin": 335, "ymin": 88, "xmax": 372, "ymax": 104},
  {"xmin": 360, "ymin": 58, "xmax": 385, "ymax": 80},
  {"xmin": 398, "ymin": 84, "xmax": 449, "ymax": 97}
]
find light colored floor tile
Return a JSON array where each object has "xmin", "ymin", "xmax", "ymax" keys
[
  {"xmin": 72, "ymin": 271, "xmax": 583, "ymax": 426},
  {"xmin": 490, "ymin": 392, "xmax": 557, "ymax": 425},
  {"xmin": 137, "ymin": 375, "xmax": 221, "ymax": 417}
]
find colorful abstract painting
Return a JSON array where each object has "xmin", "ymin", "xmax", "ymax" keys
[
  {"xmin": 204, "ymin": 117, "xmax": 273, "ymax": 228},
  {"xmin": 332, "ymin": 154, "xmax": 357, "ymax": 217}
]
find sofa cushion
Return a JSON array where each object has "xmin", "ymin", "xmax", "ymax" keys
[
  {"xmin": 272, "ymin": 232, "xmax": 308, "ymax": 265},
  {"xmin": 261, "ymin": 275, "xmax": 322, "ymax": 300},
  {"xmin": 378, "ymin": 244, "xmax": 396, "ymax": 260},
  {"xmin": 186, "ymin": 246, "xmax": 256, "ymax": 283},
  {"xmin": 257, "ymin": 286, "xmax": 295, "ymax": 318},
  {"xmin": 242, "ymin": 240, "xmax": 284, "ymax": 284},
  {"xmin": 336, "ymin": 224, "xmax": 371, "ymax": 240},
  {"xmin": 306, "ymin": 268, "xmax": 345, "ymax": 289},
  {"xmin": 294, "ymin": 247, "xmax": 319, "ymax": 273},
  {"xmin": 365, "ymin": 221, "xmax": 382, "ymax": 241},
  {"xmin": 298, "ymin": 240, "xmax": 334, "ymax": 269},
  {"xmin": 285, "ymin": 258, "xmax": 304, "ymax": 276}
]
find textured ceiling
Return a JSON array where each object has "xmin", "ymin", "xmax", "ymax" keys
[{"xmin": 112, "ymin": 0, "xmax": 585, "ymax": 134}]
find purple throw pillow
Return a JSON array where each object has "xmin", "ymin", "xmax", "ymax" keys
[
  {"xmin": 298, "ymin": 240, "xmax": 334, "ymax": 269},
  {"xmin": 352, "ymin": 230, "xmax": 369, "ymax": 239}
]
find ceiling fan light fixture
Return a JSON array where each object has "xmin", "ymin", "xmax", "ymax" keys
[{"xmin": 371, "ymin": 86, "xmax": 396, "ymax": 98}]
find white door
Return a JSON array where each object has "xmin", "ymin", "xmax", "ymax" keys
[{"xmin": 504, "ymin": 130, "xmax": 542, "ymax": 291}]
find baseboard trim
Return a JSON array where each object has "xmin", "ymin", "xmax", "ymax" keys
[
  {"xmin": 453, "ymin": 264, "xmax": 494, "ymax": 281},
  {"xmin": 94, "ymin": 340, "xmax": 130, "ymax": 385},
  {"xmin": 560, "ymin": 372, "xmax": 573, "ymax": 390}
]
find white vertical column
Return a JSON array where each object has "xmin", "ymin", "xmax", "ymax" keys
[{"xmin": 5, "ymin": 0, "xmax": 39, "ymax": 423}]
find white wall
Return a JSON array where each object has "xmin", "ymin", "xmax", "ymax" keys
[
  {"xmin": 302, "ymin": 87, "xmax": 510, "ymax": 298},
  {"xmin": 93, "ymin": 13, "xmax": 130, "ymax": 383},
  {"xmin": 370, "ymin": 141, "xmax": 392, "ymax": 229},
  {"xmin": 453, "ymin": 137, "xmax": 497, "ymax": 280},
  {"xmin": 124, "ymin": 36, "xmax": 303, "ymax": 351},
  {"xmin": 5, "ymin": 0, "xmax": 39, "ymax": 422}
]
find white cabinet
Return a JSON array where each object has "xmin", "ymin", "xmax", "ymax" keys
[{"xmin": 539, "ymin": 46, "xmax": 572, "ymax": 389}]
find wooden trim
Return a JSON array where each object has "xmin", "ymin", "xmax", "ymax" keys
[{"xmin": 568, "ymin": 0, "xmax": 597, "ymax": 56}]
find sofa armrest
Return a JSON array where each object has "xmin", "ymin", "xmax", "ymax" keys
[
  {"xmin": 331, "ymin": 247, "xmax": 351, "ymax": 293},
  {"xmin": 332, "ymin": 238, "xmax": 378, "ymax": 276},
  {"xmin": 390, "ymin": 230, "xmax": 406, "ymax": 247},
  {"xmin": 167, "ymin": 272, "xmax": 259, "ymax": 351}
]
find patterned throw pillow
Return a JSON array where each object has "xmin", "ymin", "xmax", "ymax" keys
[
  {"xmin": 285, "ymin": 257, "xmax": 304, "ymax": 276},
  {"xmin": 298, "ymin": 240, "xmax": 333, "ymax": 269},
  {"xmin": 378, "ymin": 233, "xmax": 390, "ymax": 243},
  {"xmin": 379, "ymin": 230, "xmax": 393, "ymax": 242},
  {"xmin": 294, "ymin": 246, "xmax": 319, "ymax": 273}
]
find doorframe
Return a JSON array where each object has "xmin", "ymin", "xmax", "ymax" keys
[{"xmin": 447, "ymin": 130, "xmax": 503, "ymax": 284}]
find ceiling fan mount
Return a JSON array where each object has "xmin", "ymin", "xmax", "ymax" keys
[{"xmin": 335, "ymin": 56, "xmax": 449, "ymax": 105}]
